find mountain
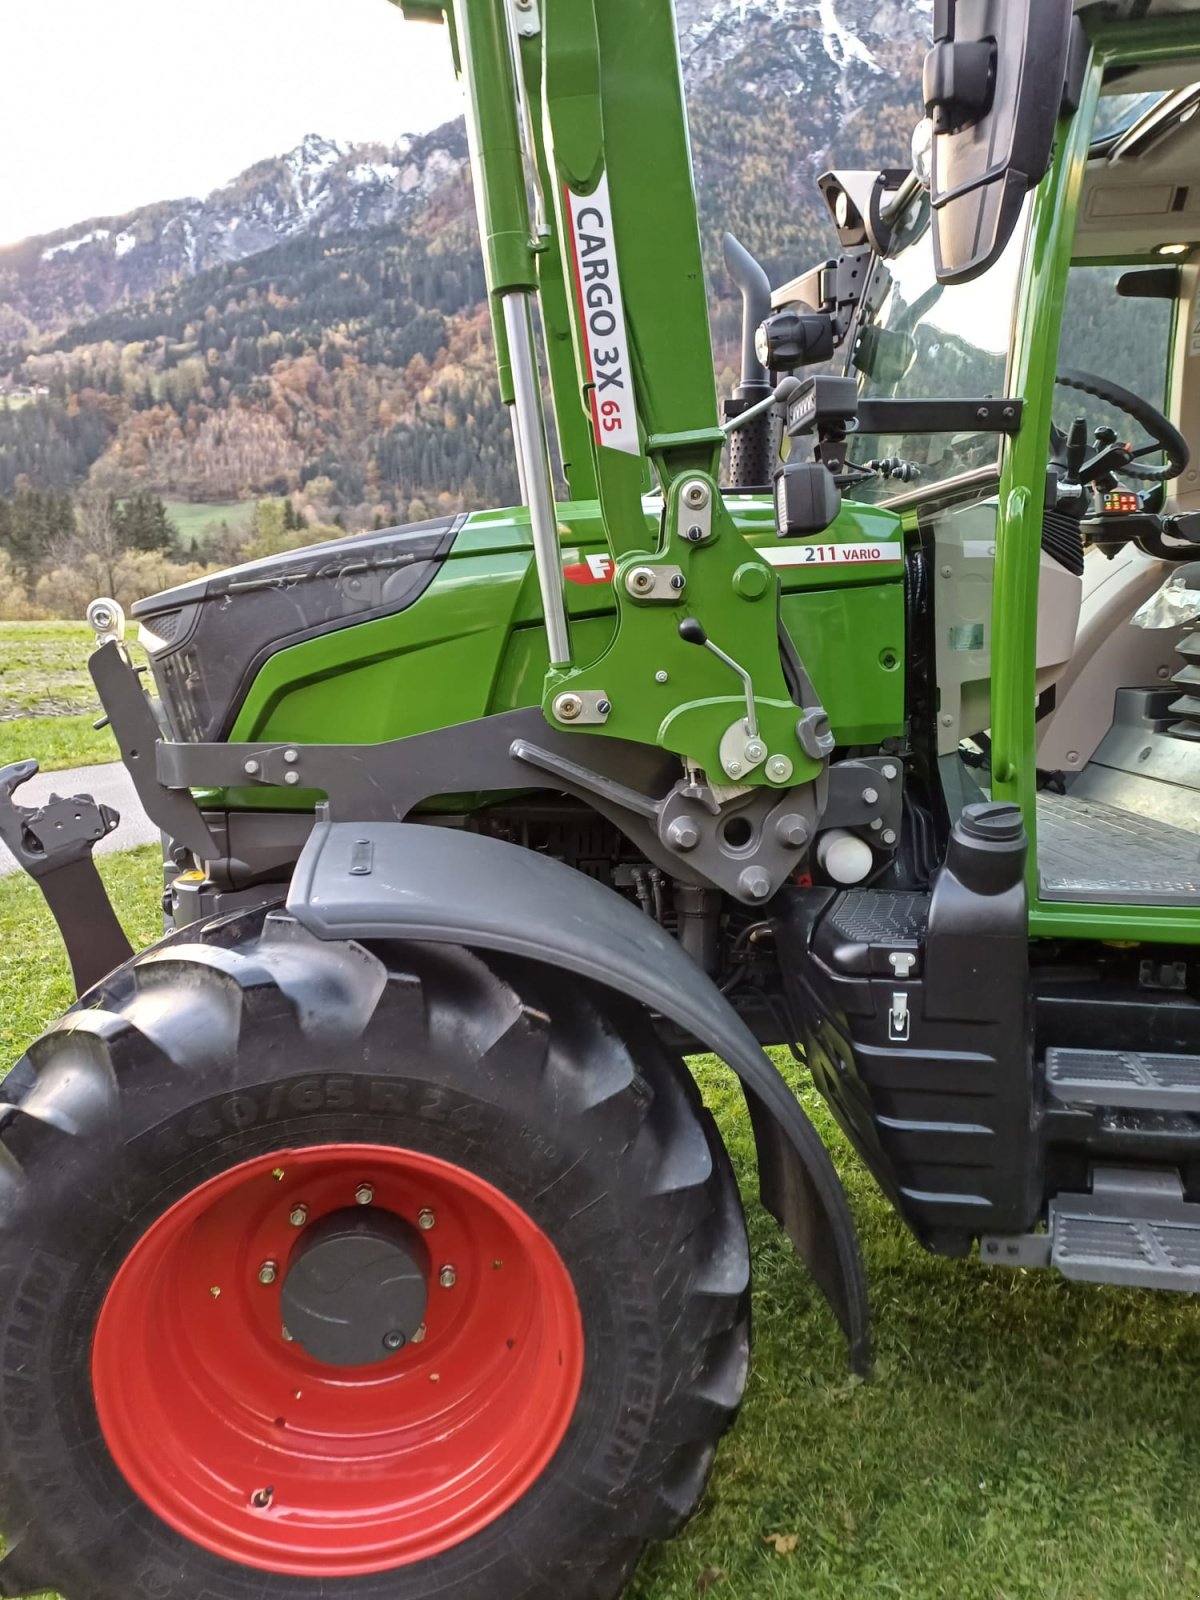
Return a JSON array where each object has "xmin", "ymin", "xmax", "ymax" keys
[
  {"xmin": 0, "ymin": 127, "xmax": 469, "ymax": 348},
  {"xmin": 0, "ymin": 0, "xmax": 932, "ymax": 593}
]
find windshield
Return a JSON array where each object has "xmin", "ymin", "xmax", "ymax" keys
[
  {"xmin": 844, "ymin": 196, "xmax": 1032, "ymax": 505},
  {"xmin": 1090, "ymin": 90, "xmax": 1168, "ymax": 146}
]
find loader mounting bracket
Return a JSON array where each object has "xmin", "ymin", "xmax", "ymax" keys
[{"xmin": 0, "ymin": 760, "xmax": 133, "ymax": 996}]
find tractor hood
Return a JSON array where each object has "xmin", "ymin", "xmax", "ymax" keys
[{"xmin": 131, "ymin": 515, "xmax": 462, "ymax": 743}]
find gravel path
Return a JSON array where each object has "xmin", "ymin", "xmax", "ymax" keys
[{"xmin": 0, "ymin": 761, "xmax": 156, "ymax": 878}]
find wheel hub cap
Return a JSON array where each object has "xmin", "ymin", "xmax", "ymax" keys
[{"xmin": 90, "ymin": 1144, "xmax": 584, "ymax": 1576}]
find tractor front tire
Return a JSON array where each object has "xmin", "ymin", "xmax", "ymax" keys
[{"xmin": 0, "ymin": 907, "xmax": 749, "ymax": 1600}]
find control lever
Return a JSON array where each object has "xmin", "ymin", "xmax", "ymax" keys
[{"xmin": 678, "ymin": 618, "xmax": 758, "ymax": 739}]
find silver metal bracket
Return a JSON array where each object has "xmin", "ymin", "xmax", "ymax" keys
[
  {"xmin": 675, "ymin": 479, "xmax": 714, "ymax": 545},
  {"xmin": 507, "ymin": 0, "xmax": 540, "ymax": 37},
  {"xmin": 624, "ymin": 563, "xmax": 686, "ymax": 602},
  {"xmin": 888, "ymin": 991, "xmax": 910, "ymax": 1042},
  {"xmin": 551, "ymin": 689, "xmax": 611, "ymax": 725},
  {"xmin": 718, "ymin": 718, "xmax": 767, "ymax": 780}
]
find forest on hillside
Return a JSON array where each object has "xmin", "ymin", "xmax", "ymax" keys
[{"xmin": 0, "ymin": 39, "xmax": 925, "ymax": 615}]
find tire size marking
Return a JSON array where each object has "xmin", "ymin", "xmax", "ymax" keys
[
  {"xmin": 759, "ymin": 541, "xmax": 903, "ymax": 568},
  {"xmin": 565, "ymin": 175, "xmax": 640, "ymax": 458}
]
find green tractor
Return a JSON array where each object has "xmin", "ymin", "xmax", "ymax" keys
[{"xmin": 2, "ymin": 1, "xmax": 1199, "ymax": 1595}]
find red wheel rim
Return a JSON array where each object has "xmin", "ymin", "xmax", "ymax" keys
[{"xmin": 91, "ymin": 1144, "xmax": 584, "ymax": 1576}]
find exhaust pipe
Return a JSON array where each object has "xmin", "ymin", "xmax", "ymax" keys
[{"xmin": 722, "ymin": 233, "xmax": 775, "ymax": 489}]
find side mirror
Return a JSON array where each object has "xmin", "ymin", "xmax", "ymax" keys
[{"xmin": 924, "ymin": 0, "xmax": 1075, "ymax": 286}]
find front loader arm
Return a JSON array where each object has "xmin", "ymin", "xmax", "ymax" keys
[{"xmin": 408, "ymin": 0, "xmax": 822, "ymax": 794}]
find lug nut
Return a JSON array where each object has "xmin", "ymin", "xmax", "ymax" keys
[
  {"xmin": 289, "ymin": 1204, "xmax": 309, "ymax": 1227},
  {"xmin": 417, "ymin": 1208, "xmax": 436, "ymax": 1230},
  {"xmin": 355, "ymin": 1183, "xmax": 374, "ymax": 1206},
  {"xmin": 258, "ymin": 1260, "xmax": 279, "ymax": 1286},
  {"xmin": 439, "ymin": 1265, "xmax": 458, "ymax": 1290}
]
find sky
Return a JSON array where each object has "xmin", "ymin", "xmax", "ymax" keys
[{"xmin": 0, "ymin": 0, "xmax": 463, "ymax": 247}]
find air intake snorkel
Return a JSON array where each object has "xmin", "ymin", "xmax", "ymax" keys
[{"xmin": 722, "ymin": 232, "xmax": 775, "ymax": 491}]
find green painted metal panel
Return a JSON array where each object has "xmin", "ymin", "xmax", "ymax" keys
[{"xmin": 222, "ymin": 496, "xmax": 905, "ymax": 809}]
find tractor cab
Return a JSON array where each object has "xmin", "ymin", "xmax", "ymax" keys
[{"xmin": 764, "ymin": 2, "xmax": 1200, "ymax": 927}]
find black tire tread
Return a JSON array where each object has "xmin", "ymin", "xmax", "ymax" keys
[{"xmin": 0, "ymin": 907, "xmax": 749, "ymax": 1600}]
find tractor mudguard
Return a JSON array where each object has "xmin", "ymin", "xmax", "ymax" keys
[{"xmin": 287, "ymin": 819, "xmax": 870, "ymax": 1372}]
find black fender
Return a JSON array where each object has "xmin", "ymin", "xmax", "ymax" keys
[{"xmin": 287, "ymin": 820, "xmax": 870, "ymax": 1372}]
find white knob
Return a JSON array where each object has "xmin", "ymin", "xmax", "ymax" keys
[{"xmin": 816, "ymin": 829, "xmax": 873, "ymax": 885}]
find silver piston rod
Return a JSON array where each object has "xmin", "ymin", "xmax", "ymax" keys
[{"xmin": 502, "ymin": 291, "xmax": 572, "ymax": 668}]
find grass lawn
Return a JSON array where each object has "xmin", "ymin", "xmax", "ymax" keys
[
  {"xmin": 163, "ymin": 498, "xmax": 255, "ymax": 550},
  {"xmin": 0, "ymin": 621, "xmax": 146, "ymax": 772},
  {"xmin": 2, "ymin": 850, "xmax": 1199, "ymax": 1599}
]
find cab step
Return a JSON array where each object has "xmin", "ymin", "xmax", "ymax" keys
[
  {"xmin": 1046, "ymin": 1046, "xmax": 1200, "ymax": 1111},
  {"xmin": 982, "ymin": 1168, "xmax": 1200, "ymax": 1292}
]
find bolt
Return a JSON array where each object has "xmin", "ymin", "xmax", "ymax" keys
[
  {"xmin": 870, "ymin": 817, "xmax": 883, "ymax": 831},
  {"xmin": 417, "ymin": 1208, "xmax": 436, "ymax": 1230},
  {"xmin": 862, "ymin": 786, "xmax": 879, "ymax": 805},
  {"xmin": 355, "ymin": 1183, "xmax": 374, "ymax": 1206},
  {"xmin": 596, "ymin": 698, "xmax": 612, "ymax": 715},
  {"xmin": 669, "ymin": 572, "xmax": 686, "ymax": 591},
  {"xmin": 627, "ymin": 566, "xmax": 656, "ymax": 595},
  {"xmin": 1066, "ymin": 750, "xmax": 1080, "ymax": 764},
  {"xmin": 744, "ymin": 741, "xmax": 765, "ymax": 762},
  {"xmin": 726, "ymin": 759, "xmax": 743, "ymax": 776},
  {"xmin": 554, "ymin": 692, "xmax": 583, "ymax": 722},
  {"xmin": 250, "ymin": 1488, "xmax": 274, "ymax": 1510},
  {"xmin": 243, "ymin": 759, "xmax": 260, "ymax": 776},
  {"xmin": 940, "ymin": 565, "xmax": 953, "ymax": 579},
  {"xmin": 881, "ymin": 763, "xmax": 898, "ymax": 781},
  {"xmin": 411, "ymin": 1322, "xmax": 427, "ymax": 1343},
  {"xmin": 284, "ymin": 771, "xmax": 300, "ymax": 785},
  {"xmin": 881, "ymin": 828, "xmax": 898, "ymax": 846},
  {"xmin": 667, "ymin": 817, "xmax": 700, "ymax": 851},
  {"xmin": 655, "ymin": 670, "xmax": 669, "ymax": 684},
  {"xmin": 683, "ymin": 523, "xmax": 705, "ymax": 542},
  {"xmin": 737, "ymin": 866, "xmax": 773, "ymax": 902},
  {"xmin": 272, "ymin": 1168, "xmax": 286, "ymax": 1181},
  {"xmin": 283, "ymin": 748, "xmax": 299, "ymax": 763},
  {"xmin": 289, "ymin": 1204, "xmax": 309, "ymax": 1228},
  {"xmin": 382, "ymin": 1330, "xmax": 406, "ymax": 1352},
  {"xmin": 439, "ymin": 1265, "xmax": 458, "ymax": 1290},
  {"xmin": 258, "ymin": 1260, "xmax": 279, "ymax": 1286},
  {"xmin": 210, "ymin": 1286, "xmax": 221, "ymax": 1298},
  {"xmin": 775, "ymin": 813, "xmax": 808, "ymax": 848},
  {"xmin": 1158, "ymin": 665, "xmax": 1171, "ymax": 679},
  {"xmin": 766, "ymin": 755, "xmax": 793, "ymax": 783},
  {"xmin": 683, "ymin": 480, "xmax": 709, "ymax": 509}
]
